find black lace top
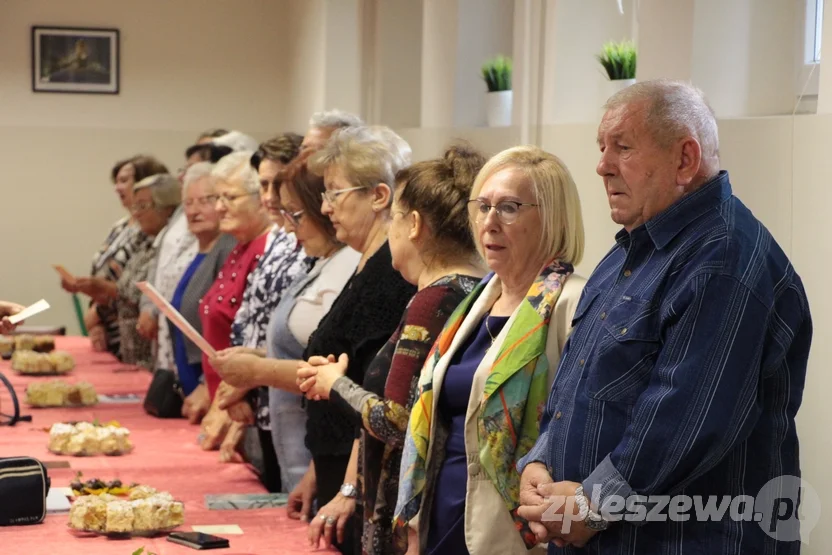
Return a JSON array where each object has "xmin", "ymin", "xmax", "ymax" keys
[{"xmin": 303, "ymin": 241, "xmax": 417, "ymax": 457}]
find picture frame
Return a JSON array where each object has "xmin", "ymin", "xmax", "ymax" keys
[{"xmin": 31, "ymin": 26, "xmax": 120, "ymax": 94}]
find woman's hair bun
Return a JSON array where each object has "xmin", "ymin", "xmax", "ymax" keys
[{"xmin": 444, "ymin": 143, "xmax": 487, "ymax": 191}]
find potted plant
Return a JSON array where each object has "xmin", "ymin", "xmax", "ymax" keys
[
  {"xmin": 481, "ymin": 55, "xmax": 512, "ymax": 127},
  {"xmin": 597, "ymin": 40, "xmax": 637, "ymax": 100}
]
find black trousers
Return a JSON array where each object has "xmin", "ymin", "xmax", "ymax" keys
[{"xmin": 313, "ymin": 453, "xmax": 360, "ymax": 555}]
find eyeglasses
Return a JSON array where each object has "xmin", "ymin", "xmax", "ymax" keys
[
  {"xmin": 280, "ymin": 208, "xmax": 305, "ymax": 226},
  {"xmin": 183, "ymin": 195, "xmax": 219, "ymax": 208},
  {"xmin": 467, "ymin": 199, "xmax": 539, "ymax": 225},
  {"xmin": 321, "ymin": 186, "xmax": 368, "ymax": 206},
  {"xmin": 218, "ymin": 192, "xmax": 259, "ymax": 206},
  {"xmin": 130, "ymin": 201, "xmax": 156, "ymax": 214}
]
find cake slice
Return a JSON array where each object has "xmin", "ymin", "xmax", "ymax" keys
[{"xmin": 105, "ymin": 500, "xmax": 134, "ymax": 533}]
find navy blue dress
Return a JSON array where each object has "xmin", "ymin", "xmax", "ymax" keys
[{"xmin": 426, "ymin": 314, "xmax": 510, "ymax": 555}]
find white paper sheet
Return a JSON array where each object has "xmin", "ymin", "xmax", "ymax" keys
[
  {"xmin": 8, "ymin": 299, "xmax": 50, "ymax": 324},
  {"xmin": 46, "ymin": 487, "xmax": 72, "ymax": 513},
  {"xmin": 136, "ymin": 281, "xmax": 217, "ymax": 358}
]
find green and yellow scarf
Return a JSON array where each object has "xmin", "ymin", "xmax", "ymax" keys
[{"xmin": 394, "ymin": 259, "xmax": 573, "ymax": 548}]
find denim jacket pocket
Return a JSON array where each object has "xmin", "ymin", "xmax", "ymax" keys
[{"xmin": 585, "ymin": 297, "xmax": 661, "ymax": 403}]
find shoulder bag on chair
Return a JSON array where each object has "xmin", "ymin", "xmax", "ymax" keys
[{"xmin": 0, "ymin": 457, "xmax": 50, "ymax": 526}]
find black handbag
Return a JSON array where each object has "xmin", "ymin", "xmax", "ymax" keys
[
  {"xmin": 142, "ymin": 369, "xmax": 184, "ymax": 418},
  {"xmin": 0, "ymin": 457, "xmax": 50, "ymax": 526}
]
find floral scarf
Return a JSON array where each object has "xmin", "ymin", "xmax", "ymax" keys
[{"xmin": 394, "ymin": 259, "xmax": 573, "ymax": 548}]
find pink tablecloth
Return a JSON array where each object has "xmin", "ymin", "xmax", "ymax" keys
[{"xmin": 0, "ymin": 337, "xmax": 316, "ymax": 555}]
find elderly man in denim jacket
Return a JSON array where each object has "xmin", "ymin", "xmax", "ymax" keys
[{"xmin": 518, "ymin": 79, "xmax": 812, "ymax": 555}]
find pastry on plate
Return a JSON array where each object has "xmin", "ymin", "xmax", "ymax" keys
[
  {"xmin": 26, "ymin": 380, "xmax": 97, "ymax": 407},
  {"xmin": 0, "ymin": 335, "xmax": 13, "ymax": 357},
  {"xmin": 49, "ymin": 422, "xmax": 131, "ymax": 456},
  {"xmin": 69, "ymin": 495, "xmax": 107, "ymax": 532},
  {"xmin": 105, "ymin": 500, "xmax": 134, "ymax": 533},
  {"xmin": 128, "ymin": 485, "xmax": 157, "ymax": 501},
  {"xmin": 14, "ymin": 334, "xmax": 35, "ymax": 352},
  {"xmin": 32, "ymin": 335, "xmax": 55, "ymax": 353},
  {"xmin": 48, "ymin": 351, "xmax": 75, "ymax": 373}
]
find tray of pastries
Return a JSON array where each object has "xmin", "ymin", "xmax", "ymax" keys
[
  {"xmin": 11, "ymin": 350, "xmax": 75, "ymax": 375},
  {"xmin": 26, "ymin": 380, "xmax": 98, "ymax": 407},
  {"xmin": 0, "ymin": 334, "xmax": 56, "ymax": 359},
  {"xmin": 68, "ymin": 487, "xmax": 184, "ymax": 537},
  {"xmin": 48, "ymin": 422, "xmax": 132, "ymax": 456}
]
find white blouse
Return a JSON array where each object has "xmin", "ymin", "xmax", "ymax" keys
[{"xmin": 287, "ymin": 246, "xmax": 361, "ymax": 347}]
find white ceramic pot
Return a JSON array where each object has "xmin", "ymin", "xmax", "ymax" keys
[
  {"xmin": 486, "ymin": 90, "xmax": 513, "ymax": 127},
  {"xmin": 600, "ymin": 78, "xmax": 636, "ymax": 104}
]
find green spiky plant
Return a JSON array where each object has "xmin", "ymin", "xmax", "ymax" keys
[
  {"xmin": 481, "ymin": 55, "xmax": 512, "ymax": 92},
  {"xmin": 597, "ymin": 40, "xmax": 637, "ymax": 80}
]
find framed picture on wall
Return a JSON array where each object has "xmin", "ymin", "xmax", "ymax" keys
[{"xmin": 31, "ymin": 26, "xmax": 119, "ymax": 94}]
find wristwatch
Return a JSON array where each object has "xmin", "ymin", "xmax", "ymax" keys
[
  {"xmin": 575, "ymin": 485, "xmax": 609, "ymax": 531},
  {"xmin": 339, "ymin": 483, "xmax": 357, "ymax": 499}
]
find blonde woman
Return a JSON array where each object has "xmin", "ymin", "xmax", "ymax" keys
[{"xmin": 394, "ymin": 146, "xmax": 586, "ymax": 555}]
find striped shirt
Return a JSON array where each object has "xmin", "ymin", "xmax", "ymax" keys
[{"xmin": 522, "ymin": 171, "xmax": 812, "ymax": 554}]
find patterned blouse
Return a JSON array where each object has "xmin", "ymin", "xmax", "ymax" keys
[
  {"xmin": 91, "ymin": 216, "xmax": 141, "ymax": 359},
  {"xmin": 330, "ymin": 274, "xmax": 480, "ymax": 555},
  {"xmin": 114, "ymin": 232, "xmax": 158, "ymax": 369},
  {"xmin": 199, "ymin": 232, "xmax": 269, "ymax": 400},
  {"xmin": 231, "ymin": 226, "xmax": 313, "ymax": 430}
]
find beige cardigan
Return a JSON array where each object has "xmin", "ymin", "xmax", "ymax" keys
[{"xmin": 412, "ymin": 273, "xmax": 586, "ymax": 554}]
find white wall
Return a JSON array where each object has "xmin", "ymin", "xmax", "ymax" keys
[
  {"xmin": 0, "ymin": 0, "xmax": 292, "ymax": 332},
  {"xmin": 374, "ymin": 0, "xmax": 423, "ymax": 127},
  {"xmin": 545, "ymin": 0, "xmax": 635, "ymax": 124},
  {"xmin": 420, "ymin": 0, "xmax": 513, "ymax": 127},
  {"xmin": 282, "ymin": 0, "xmax": 327, "ymax": 132},
  {"xmin": 691, "ymin": 0, "xmax": 797, "ymax": 116}
]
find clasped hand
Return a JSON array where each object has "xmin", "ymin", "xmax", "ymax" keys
[
  {"xmin": 517, "ymin": 462, "xmax": 599, "ymax": 548},
  {"xmin": 296, "ymin": 353, "xmax": 349, "ymax": 401}
]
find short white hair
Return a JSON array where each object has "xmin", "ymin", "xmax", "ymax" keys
[
  {"xmin": 309, "ymin": 109, "xmax": 363, "ymax": 130},
  {"xmin": 308, "ymin": 125, "xmax": 412, "ymax": 195},
  {"xmin": 182, "ymin": 161, "xmax": 214, "ymax": 195},
  {"xmin": 211, "ymin": 151, "xmax": 259, "ymax": 194},
  {"xmin": 133, "ymin": 173, "xmax": 182, "ymax": 208},
  {"xmin": 605, "ymin": 79, "xmax": 720, "ymax": 175}
]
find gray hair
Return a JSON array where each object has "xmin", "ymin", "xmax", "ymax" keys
[
  {"xmin": 605, "ymin": 79, "xmax": 720, "ymax": 175},
  {"xmin": 309, "ymin": 109, "xmax": 364, "ymax": 131},
  {"xmin": 211, "ymin": 151, "xmax": 259, "ymax": 194},
  {"xmin": 308, "ymin": 125, "xmax": 412, "ymax": 196},
  {"xmin": 182, "ymin": 161, "xmax": 214, "ymax": 195},
  {"xmin": 133, "ymin": 173, "xmax": 182, "ymax": 208}
]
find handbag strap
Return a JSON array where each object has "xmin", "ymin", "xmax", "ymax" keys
[{"xmin": 0, "ymin": 372, "xmax": 32, "ymax": 426}]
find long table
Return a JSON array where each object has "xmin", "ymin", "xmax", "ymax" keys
[{"xmin": 0, "ymin": 337, "xmax": 315, "ymax": 555}]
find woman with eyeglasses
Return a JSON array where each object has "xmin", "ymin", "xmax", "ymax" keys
[
  {"xmin": 76, "ymin": 173, "xmax": 182, "ymax": 370},
  {"xmin": 168, "ymin": 162, "xmax": 236, "ymax": 425},
  {"xmin": 393, "ymin": 146, "xmax": 587, "ymax": 555},
  {"xmin": 210, "ymin": 159, "xmax": 360, "ymax": 494},
  {"xmin": 194, "ymin": 151, "xmax": 273, "ymax": 456},
  {"xmin": 268, "ymin": 126, "xmax": 415, "ymax": 555}
]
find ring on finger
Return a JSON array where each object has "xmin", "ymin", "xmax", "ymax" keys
[
  {"xmin": 325, "ymin": 516, "xmax": 336, "ymax": 526},
  {"xmin": 319, "ymin": 513, "xmax": 329, "ymax": 521}
]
